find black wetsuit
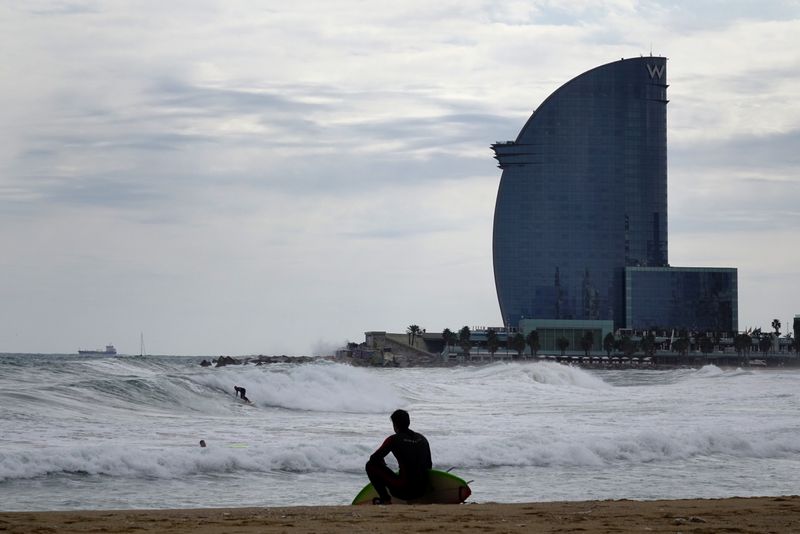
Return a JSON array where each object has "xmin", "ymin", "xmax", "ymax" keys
[
  {"xmin": 234, "ymin": 386, "xmax": 250, "ymax": 402},
  {"xmin": 365, "ymin": 428, "xmax": 432, "ymax": 502}
]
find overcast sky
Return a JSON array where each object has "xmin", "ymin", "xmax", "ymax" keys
[{"xmin": 1, "ymin": 1, "xmax": 799, "ymax": 356}]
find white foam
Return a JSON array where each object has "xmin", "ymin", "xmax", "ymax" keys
[
  {"xmin": 692, "ymin": 364, "xmax": 725, "ymax": 378},
  {"xmin": 448, "ymin": 361, "xmax": 611, "ymax": 390},
  {"xmin": 0, "ymin": 440, "xmax": 373, "ymax": 482},
  {"xmin": 3, "ymin": 354, "xmax": 800, "ymax": 509},
  {"xmin": 432, "ymin": 426, "xmax": 800, "ymax": 470},
  {"xmin": 191, "ymin": 361, "xmax": 403, "ymax": 413},
  {"xmin": 522, "ymin": 361, "xmax": 611, "ymax": 389}
]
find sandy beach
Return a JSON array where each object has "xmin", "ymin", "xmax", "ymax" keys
[{"xmin": 1, "ymin": 496, "xmax": 798, "ymax": 533}]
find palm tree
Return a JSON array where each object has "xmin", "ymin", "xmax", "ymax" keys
[
  {"xmin": 795, "ymin": 317, "xmax": 800, "ymax": 353},
  {"xmin": 772, "ymin": 319, "xmax": 781, "ymax": 336},
  {"xmin": 621, "ymin": 336, "xmax": 638, "ymax": 357},
  {"xmin": 442, "ymin": 328, "xmax": 456, "ymax": 353},
  {"xmin": 526, "ymin": 330, "xmax": 540, "ymax": 358},
  {"xmin": 406, "ymin": 325, "xmax": 421, "ymax": 346},
  {"xmin": 579, "ymin": 331, "xmax": 594, "ymax": 357},
  {"xmin": 758, "ymin": 333, "xmax": 772, "ymax": 358},
  {"xmin": 672, "ymin": 337, "xmax": 689, "ymax": 356},
  {"xmin": 458, "ymin": 326, "xmax": 472, "ymax": 358},
  {"xmin": 640, "ymin": 333, "xmax": 656, "ymax": 358},
  {"xmin": 510, "ymin": 333, "xmax": 526, "ymax": 358},
  {"xmin": 556, "ymin": 337, "xmax": 569, "ymax": 356},
  {"xmin": 603, "ymin": 332, "xmax": 615, "ymax": 356},
  {"xmin": 712, "ymin": 330, "xmax": 723, "ymax": 352},
  {"xmin": 486, "ymin": 330, "xmax": 500, "ymax": 359},
  {"xmin": 733, "ymin": 333, "xmax": 752, "ymax": 357},
  {"xmin": 699, "ymin": 336, "xmax": 714, "ymax": 356}
]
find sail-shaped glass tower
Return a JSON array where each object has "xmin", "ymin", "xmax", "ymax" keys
[{"xmin": 492, "ymin": 57, "xmax": 737, "ymax": 334}]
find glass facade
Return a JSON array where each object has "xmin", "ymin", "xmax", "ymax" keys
[
  {"xmin": 519, "ymin": 319, "xmax": 613, "ymax": 353},
  {"xmin": 625, "ymin": 267, "xmax": 738, "ymax": 333},
  {"xmin": 492, "ymin": 57, "xmax": 669, "ymax": 329}
]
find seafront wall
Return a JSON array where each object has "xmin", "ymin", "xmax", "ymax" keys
[
  {"xmin": 204, "ymin": 343, "xmax": 798, "ymax": 370},
  {"xmin": 347, "ymin": 345, "xmax": 798, "ymax": 369},
  {"xmin": 436, "ymin": 348, "xmax": 800, "ymax": 369},
  {"xmin": 343, "ymin": 329, "xmax": 798, "ymax": 368}
]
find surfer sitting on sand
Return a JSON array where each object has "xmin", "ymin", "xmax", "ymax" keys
[
  {"xmin": 365, "ymin": 409, "xmax": 432, "ymax": 505},
  {"xmin": 233, "ymin": 385, "xmax": 250, "ymax": 403}
]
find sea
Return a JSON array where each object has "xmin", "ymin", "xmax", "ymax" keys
[{"xmin": 1, "ymin": 353, "xmax": 799, "ymax": 511}]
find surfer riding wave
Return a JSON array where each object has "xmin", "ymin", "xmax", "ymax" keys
[{"xmin": 233, "ymin": 385, "xmax": 250, "ymax": 403}]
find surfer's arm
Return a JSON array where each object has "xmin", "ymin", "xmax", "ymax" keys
[
  {"xmin": 424, "ymin": 439, "xmax": 432, "ymax": 470},
  {"xmin": 369, "ymin": 436, "xmax": 395, "ymax": 462}
]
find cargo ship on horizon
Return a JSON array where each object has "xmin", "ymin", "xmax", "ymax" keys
[{"xmin": 78, "ymin": 344, "xmax": 117, "ymax": 355}]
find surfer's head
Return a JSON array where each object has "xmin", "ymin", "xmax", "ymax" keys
[
  {"xmin": 390, "ymin": 409, "xmax": 410, "ymax": 432},
  {"xmin": 199, "ymin": 440, "xmax": 206, "ymax": 448}
]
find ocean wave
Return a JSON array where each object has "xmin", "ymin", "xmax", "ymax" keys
[
  {"xmin": 692, "ymin": 364, "xmax": 726, "ymax": 377},
  {"xmin": 189, "ymin": 361, "xmax": 403, "ymax": 413},
  {"xmin": 1, "ymin": 357, "xmax": 404, "ymax": 416},
  {"xmin": 433, "ymin": 427, "xmax": 800, "ymax": 470},
  {"xmin": 3, "ymin": 425, "xmax": 797, "ymax": 484},
  {"xmin": 0, "ymin": 441, "xmax": 372, "ymax": 482},
  {"xmin": 451, "ymin": 361, "xmax": 611, "ymax": 390},
  {"xmin": 522, "ymin": 361, "xmax": 611, "ymax": 389}
]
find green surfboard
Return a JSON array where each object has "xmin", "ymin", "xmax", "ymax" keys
[{"xmin": 352, "ymin": 469, "xmax": 472, "ymax": 505}]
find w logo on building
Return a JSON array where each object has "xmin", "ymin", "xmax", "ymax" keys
[{"xmin": 647, "ymin": 64, "xmax": 665, "ymax": 79}]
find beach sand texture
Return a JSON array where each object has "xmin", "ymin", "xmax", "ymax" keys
[{"xmin": 1, "ymin": 496, "xmax": 798, "ymax": 533}]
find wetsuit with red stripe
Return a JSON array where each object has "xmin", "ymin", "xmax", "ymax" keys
[{"xmin": 365, "ymin": 429, "xmax": 432, "ymax": 502}]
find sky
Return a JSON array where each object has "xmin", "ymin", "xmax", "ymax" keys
[{"xmin": 1, "ymin": 1, "xmax": 799, "ymax": 356}]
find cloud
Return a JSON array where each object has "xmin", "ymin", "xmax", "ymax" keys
[
  {"xmin": 1, "ymin": 1, "xmax": 799, "ymax": 353},
  {"xmin": 673, "ymin": 129, "xmax": 800, "ymax": 174},
  {"xmin": 23, "ymin": 1, "xmax": 99, "ymax": 17},
  {"xmin": 669, "ymin": 128, "xmax": 800, "ymax": 235},
  {"xmin": 4, "ymin": 67, "xmax": 515, "ymax": 218},
  {"xmin": 654, "ymin": 0, "xmax": 800, "ymax": 32}
]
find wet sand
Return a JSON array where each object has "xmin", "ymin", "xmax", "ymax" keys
[{"xmin": 1, "ymin": 496, "xmax": 799, "ymax": 533}]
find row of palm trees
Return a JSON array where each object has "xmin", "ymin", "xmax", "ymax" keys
[
  {"xmin": 609, "ymin": 330, "xmax": 793, "ymax": 359},
  {"xmin": 439, "ymin": 326, "xmax": 543, "ymax": 359},
  {"xmin": 437, "ymin": 326, "xmax": 615, "ymax": 358},
  {"xmin": 427, "ymin": 322, "xmax": 799, "ymax": 359}
]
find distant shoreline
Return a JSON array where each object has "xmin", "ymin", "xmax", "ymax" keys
[
  {"xmin": 2, "ymin": 496, "xmax": 798, "ymax": 533},
  {"xmin": 344, "ymin": 352, "xmax": 800, "ymax": 369},
  {"xmin": 3, "ymin": 352, "xmax": 798, "ymax": 371}
]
